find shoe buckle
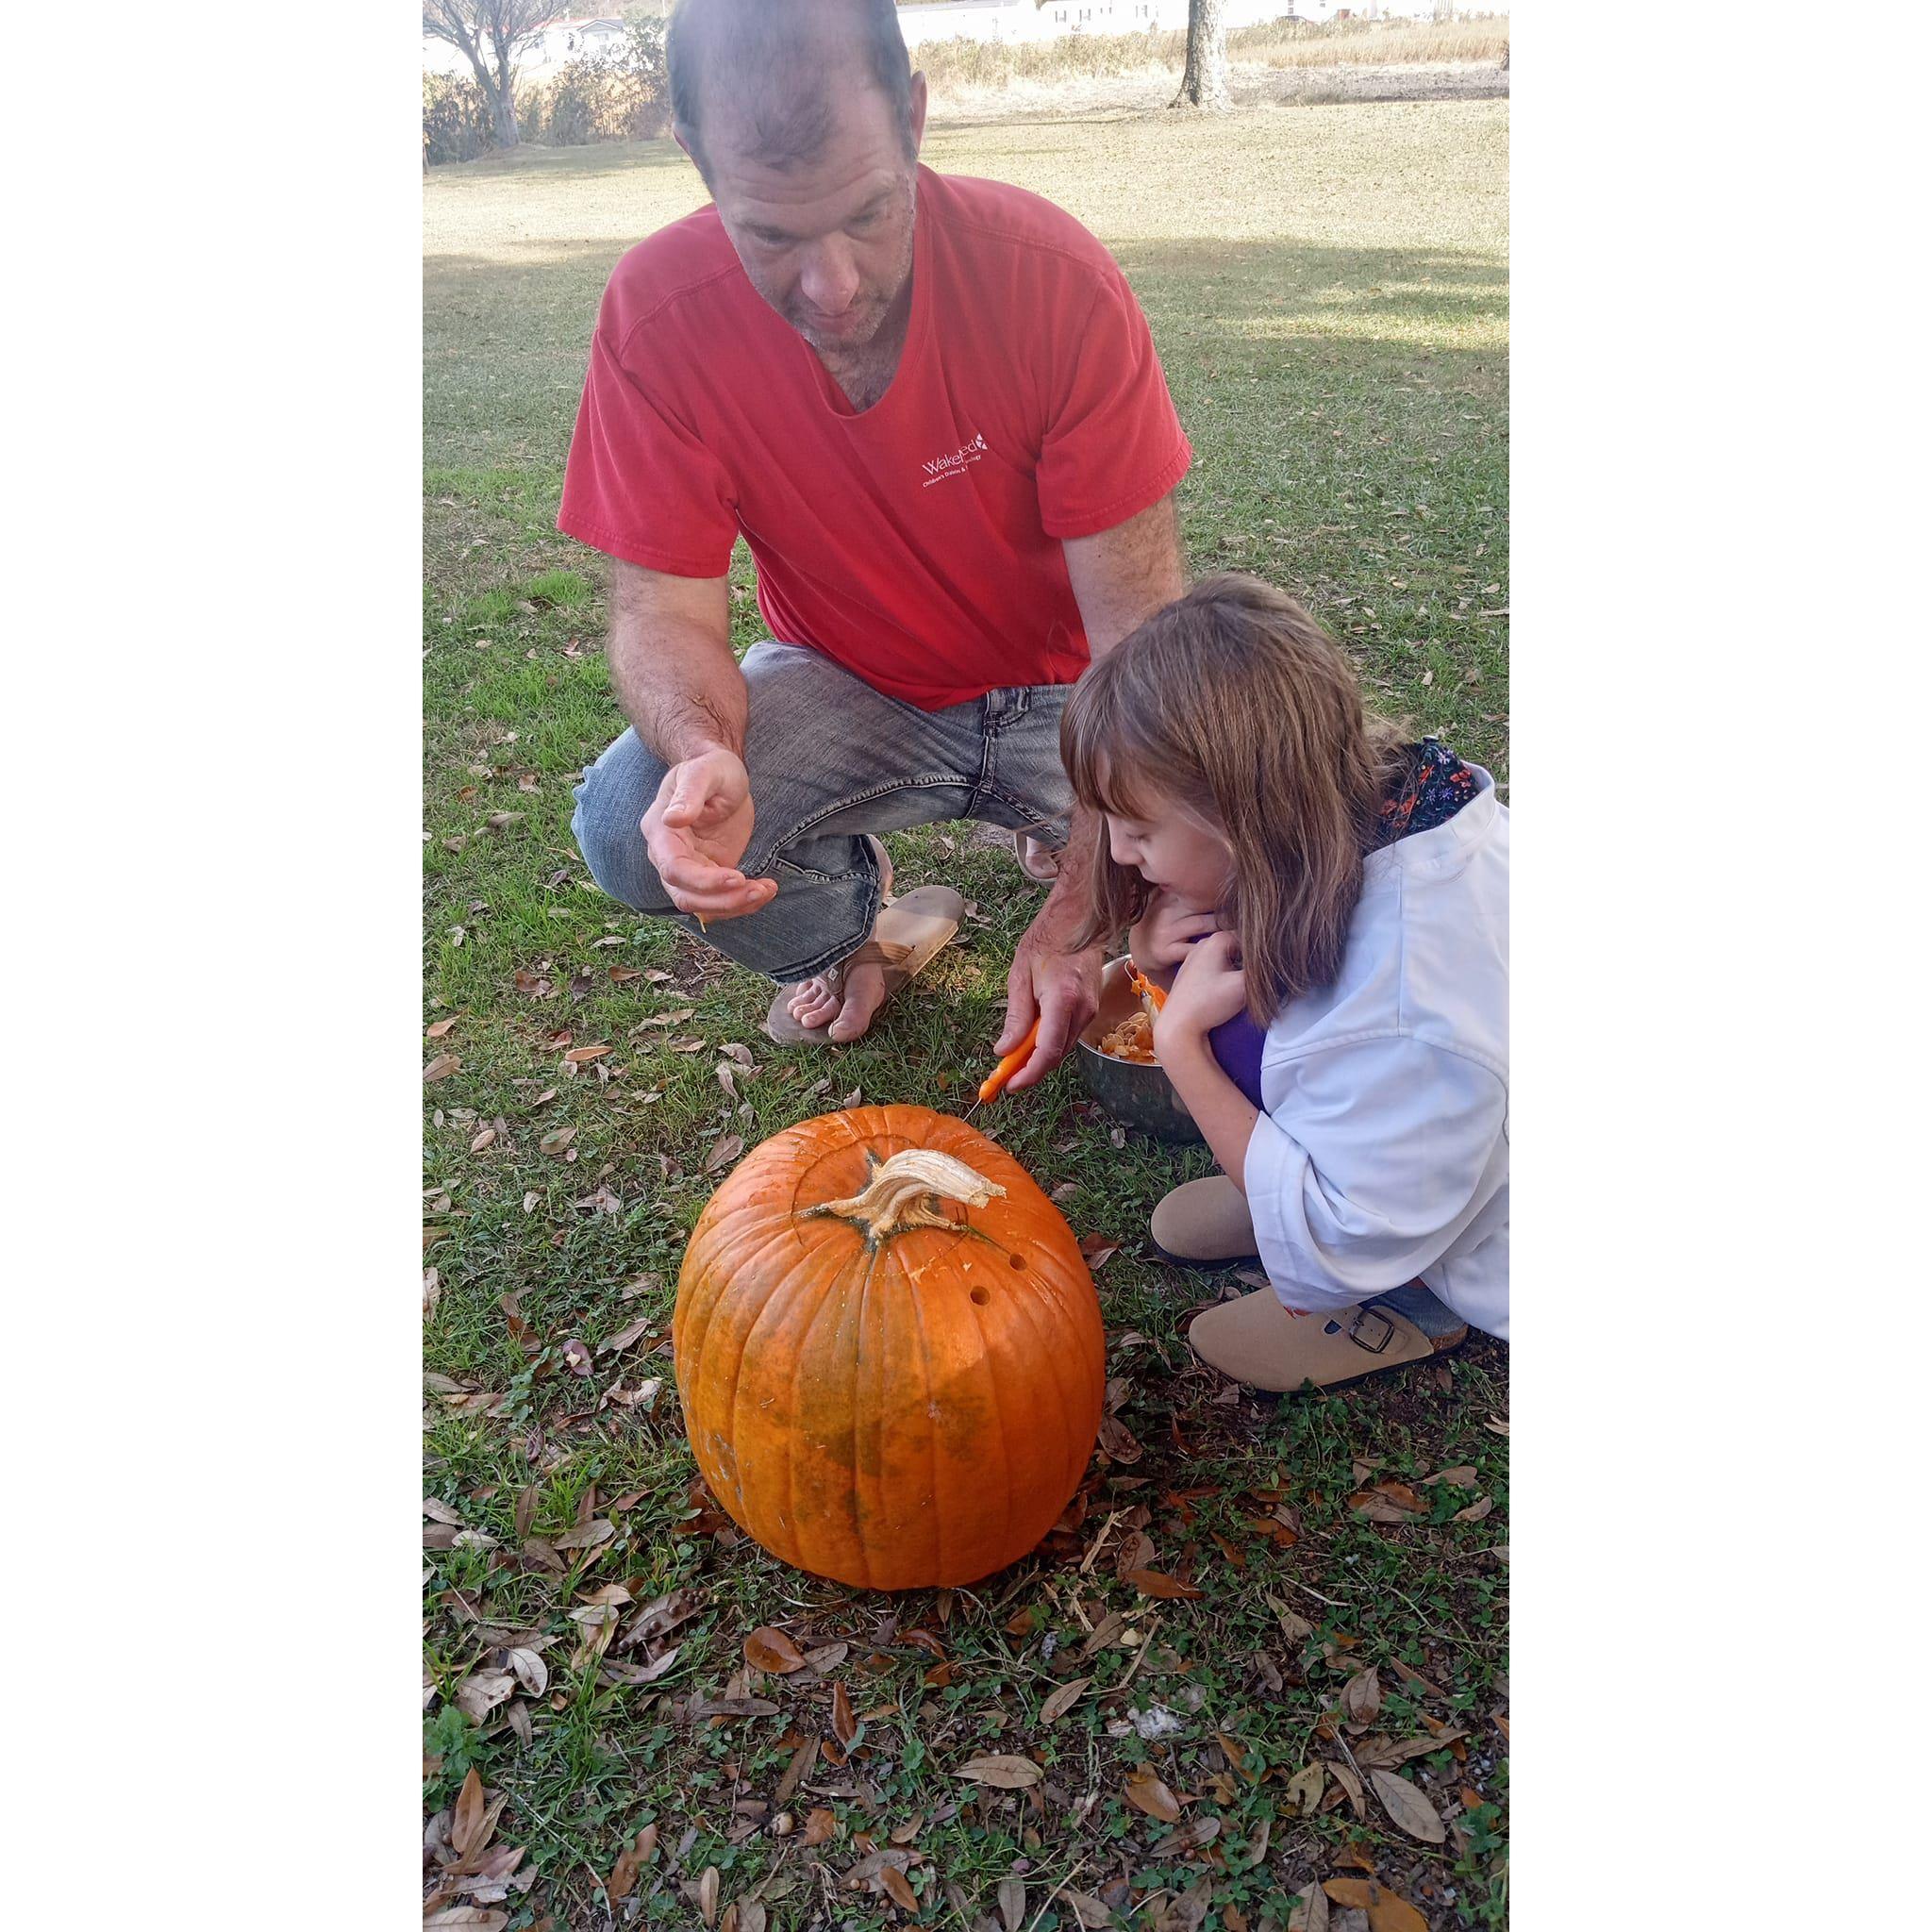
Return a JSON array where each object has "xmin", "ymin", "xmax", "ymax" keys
[{"xmin": 1347, "ymin": 1307, "xmax": 1395, "ymax": 1355}]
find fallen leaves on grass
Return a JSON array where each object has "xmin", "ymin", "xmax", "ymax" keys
[
  {"xmin": 454, "ymin": 1671, "xmax": 514, "ymax": 1721},
  {"xmin": 425, "ymin": 1054, "xmax": 460, "ymax": 1082},
  {"xmin": 1285, "ymin": 1882, "xmax": 1329, "ymax": 1932},
  {"xmin": 830, "ymin": 1680, "xmax": 860, "ymax": 1748},
  {"xmin": 774, "ymin": 1736, "xmax": 819, "ymax": 1804},
  {"xmin": 1320, "ymin": 1879, "xmax": 1429, "ymax": 1932},
  {"xmin": 956, "ymin": 1755, "xmax": 1042, "ymax": 1789},
  {"xmin": 1078, "ymin": 1233, "xmax": 1121, "ymax": 1270},
  {"xmin": 803, "ymin": 1807, "xmax": 838, "ymax": 1846},
  {"xmin": 426, "ymin": 1017, "xmax": 459, "ymax": 1040},
  {"xmin": 598, "ymin": 1314, "xmax": 654, "ymax": 1356},
  {"xmin": 1366, "ymin": 1768, "xmax": 1445, "ymax": 1843},
  {"xmin": 744, "ymin": 1627, "xmax": 805, "ymax": 1674},
  {"xmin": 1283, "ymin": 1762, "xmax": 1327, "ymax": 1816},
  {"xmin": 606, "ymin": 1823, "xmax": 658, "ymax": 1903},
  {"xmin": 998, "ymin": 1876, "xmax": 1026, "ymax": 1931},
  {"xmin": 881, "ymin": 1867, "xmax": 920, "ymax": 1911},
  {"xmin": 1123, "ymin": 1768, "xmax": 1182, "ymax": 1821},
  {"xmin": 1352, "ymin": 1730, "xmax": 1466, "ymax": 1769},
  {"xmin": 560, "ymin": 1339, "xmax": 594, "ymax": 1378},
  {"xmin": 705, "ymin": 1134, "xmax": 744, "ymax": 1174},
  {"xmin": 1040, "ymin": 1675, "xmax": 1091, "ymax": 1723},
  {"xmin": 506, "ymin": 1647, "xmax": 548, "ymax": 1697},
  {"xmin": 1124, "ymin": 1568, "xmax": 1203, "ymax": 1600},
  {"xmin": 563, "ymin": 1042, "xmax": 611, "ymax": 1064},
  {"xmin": 539, "ymin": 1125, "xmax": 576, "ymax": 1156},
  {"xmin": 1341, "ymin": 1666, "xmax": 1382, "ymax": 1726}
]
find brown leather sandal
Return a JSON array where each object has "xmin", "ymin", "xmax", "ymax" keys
[
  {"xmin": 763, "ymin": 882, "xmax": 964, "ymax": 1045},
  {"xmin": 1188, "ymin": 1287, "xmax": 1467, "ymax": 1393}
]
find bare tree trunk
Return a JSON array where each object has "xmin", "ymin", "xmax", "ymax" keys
[
  {"xmin": 1172, "ymin": 0, "xmax": 1230, "ymax": 113},
  {"xmin": 485, "ymin": 20, "xmax": 523, "ymax": 148}
]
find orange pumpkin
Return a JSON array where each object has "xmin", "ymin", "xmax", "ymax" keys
[{"xmin": 674, "ymin": 1105, "xmax": 1106, "ymax": 1591}]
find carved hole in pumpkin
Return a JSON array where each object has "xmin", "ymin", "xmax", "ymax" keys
[
  {"xmin": 970, "ymin": 1287, "xmax": 990, "ymax": 1306},
  {"xmin": 1008, "ymin": 1254, "xmax": 1026, "ymax": 1271}
]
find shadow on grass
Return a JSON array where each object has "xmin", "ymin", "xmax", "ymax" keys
[
  {"xmin": 424, "ymin": 234, "xmax": 1507, "ymax": 368},
  {"xmin": 426, "ymin": 137, "xmax": 690, "ymax": 180}
]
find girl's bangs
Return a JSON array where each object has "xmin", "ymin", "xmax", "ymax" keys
[{"xmin": 1062, "ymin": 685, "xmax": 1164, "ymax": 823}]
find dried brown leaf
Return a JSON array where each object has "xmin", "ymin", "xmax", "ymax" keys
[
  {"xmin": 1320, "ymin": 1880, "xmax": 1427, "ymax": 1932},
  {"xmin": 563, "ymin": 1043, "xmax": 611, "ymax": 1064},
  {"xmin": 802, "ymin": 1807, "xmax": 838, "ymax": 1846},
  {"xmin": 538, "ymin": 1125, "xmax": 576, "ymax": 1156},
  {"xmin": 455, "ymin": 1672, "xmax": 515, "ymax": 1723},
  {"xmin": 425, "ymin": 1054, "xmax": 460, "ymax": 1082},
  {"xmin": 1284, "ymin": 1883, "xmax": 1329, "ymax": 1932},
  {"xmin": 450, "ymin": 1767, "xmax": 489, "ymax": 1857},
  {"xmin": 705, "ymin": 1133, "xmax": 745, "ymax": 1174},
  {"xmin": 744, "ymin": 1627, "xmax": 806, "ymax": 1674},
  {"xmin": 956, "ymin": 1754, "xmax": 1042, "ymax": 1789},
  {"xmin": 1124, "ymin": 1567, "xmax": 1203, "ymax": 1600},
  {"xmin": 1351, "ymin": 1729, "xmax": 1467, "ymax": 1770},
  {"xmin": 1367, "ymin": 1768, "xmax": 1445, "ymax": 1843},
  {"xmin": 998, "ymin": 1876, "xmax": 1026, "ymax": 1932},
  {"xmin": 831, "ymin": 1680, "xmax": 858, "ymax": 1747},
  {"xmin": 698, "ymin": 1865, "xmax": 720, "ymax": 1926},
  {"xmin": 1123, "ymin": 1768, "xmax": 1182, "ymax": 1821},
  {"xmin": 506, "ymin": 1647, "xmax": 548, "ymax": 1698},
  {"xmin": 598, "ymin": 1313, "xmax": 654, "ymax": 1356},
  {"xmin": 1341, "ymin": 1666, "xmax": 1382, "ymax": 1726},
  {"xmin": 606, "ymin": 1823, "xmax": 658, "ymax": 1902},
  {"xmin": 1040, "ymin": 1675, "xmax": 1091, "ymax": 1723},
  {"xmin": 426, "ymin": 1016, "xmax": 459, "ymax": 1039},
  {"xmin": 881, "ymin": 1867, "xmax": 919, "ymax": 1912},
  {"xmin": 550, "ymin": 1516, "xmax": 612, "ymax": 1550},
  {"xmin": 774, "ymin": 1736, "xmax": 820, "ymax": 1804},
  {"xmin": 1283, "ymin": 1762, "xmax": 1326, "ymax": 1815}
]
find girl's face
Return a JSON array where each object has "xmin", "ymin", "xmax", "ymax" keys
[{"xmin": 1103, "ymin": 791, "xmax": 1234, "ymax": 911}]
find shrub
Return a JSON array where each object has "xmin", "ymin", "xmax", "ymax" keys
[
  {"xmin": 423, "ymin": 73, "xmax": 494, "ymax": 167},
  {"xmin": 424, "ymin": 19, "xmax": 669, "ymax": 164}
]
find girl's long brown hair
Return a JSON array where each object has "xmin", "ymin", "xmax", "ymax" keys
[{"xmin": 1060, "ymin": 573, "xmax": 1408, "ymax": 1024}]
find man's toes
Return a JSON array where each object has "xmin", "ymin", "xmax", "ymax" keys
[{"xmin": 826, "ymin": 969, "xmax": 886, "ymax": 1041}]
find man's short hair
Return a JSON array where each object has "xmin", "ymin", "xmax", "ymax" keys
[{"xmin": 668, "ymin": 0, "xmax": 916, "ymax": 175}]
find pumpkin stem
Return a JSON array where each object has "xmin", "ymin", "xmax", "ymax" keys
[{"xmin": 806, "ymin": 1147, "xmax": 1007, "ymax": 1245}]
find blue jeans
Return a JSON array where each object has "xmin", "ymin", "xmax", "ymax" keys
[{"xmin": 572, "ymin": 640, "xmax": 1074, "ymax": 984}]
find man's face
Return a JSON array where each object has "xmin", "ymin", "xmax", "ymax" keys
[{"xmin": 694, "ymin": 76, "xmax": 925, "ymax": 360}]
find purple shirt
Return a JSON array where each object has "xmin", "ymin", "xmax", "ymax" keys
[{"xmin": 1208, "ymin": 1008, "xmax": 1268, "ymax": 1109}]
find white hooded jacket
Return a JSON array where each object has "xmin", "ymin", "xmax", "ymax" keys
[{"xmin": 1241, "ymin": 764, "xmax": 1508, "ymax": 1339}]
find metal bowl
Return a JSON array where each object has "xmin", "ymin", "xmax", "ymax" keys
[{"xmin": 1074, "ymin": 958, "xmax": 1203, "ymax": 1146}]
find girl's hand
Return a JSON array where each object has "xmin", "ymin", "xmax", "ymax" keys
[
  {"xmin": 1156, "ymin": 928, "xmax": 1249, "ymax": 1048},
  {"xmin": 1128, "ymin": 890, "xmax": 1224, "ymax": 974}
]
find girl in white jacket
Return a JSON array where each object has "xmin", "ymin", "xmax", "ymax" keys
[{"xmin": 1060, "ymin": 574, "xmax": 1507, "ymax": 1391}]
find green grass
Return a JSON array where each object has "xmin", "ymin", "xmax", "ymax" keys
[{"xmin": 424, "ymin": 97, "xmax": 1507, "ymax": 1930}]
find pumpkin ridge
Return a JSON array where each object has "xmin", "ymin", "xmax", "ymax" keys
[
  {"xmin": 715, "ymin": 1206, "xmax": 866, "ymax": 1563},
  {"xmin": 849, "ymin": 1234, "xmax": 887, "ymax": 1590},
  {"xmin": 776, "ymin": 1230, "xmax": 872, "ymax": 1577},
  {"xmin": 904, "ymin": 1235, "xmax": 949, "ymax": 1587},
  {"xmin": 686, "ymin": 1205, "xmax": 816, "ymax": 1458}
]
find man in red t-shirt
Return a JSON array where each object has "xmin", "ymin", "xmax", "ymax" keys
[{"xmin": 561, "ymin": 0, "xmax": 1190, "ymax": 1085}]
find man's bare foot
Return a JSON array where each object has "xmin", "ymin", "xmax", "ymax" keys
[{"xmin": 784, "ymin": 959, "xmax": 890, "ymax": 1042}]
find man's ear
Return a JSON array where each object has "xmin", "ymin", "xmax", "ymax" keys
[
  {"xmin": 672, "ymin": 121, "xmax": 705, "ymax": 179},
  {"xmin": 908, "ymin": 71, "xmax": 928, "ymax": 156}
]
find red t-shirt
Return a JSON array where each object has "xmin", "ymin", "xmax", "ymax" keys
[{"xmin": 558, "ymin": 167, "xmax": 1191, "ymax": 709}]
